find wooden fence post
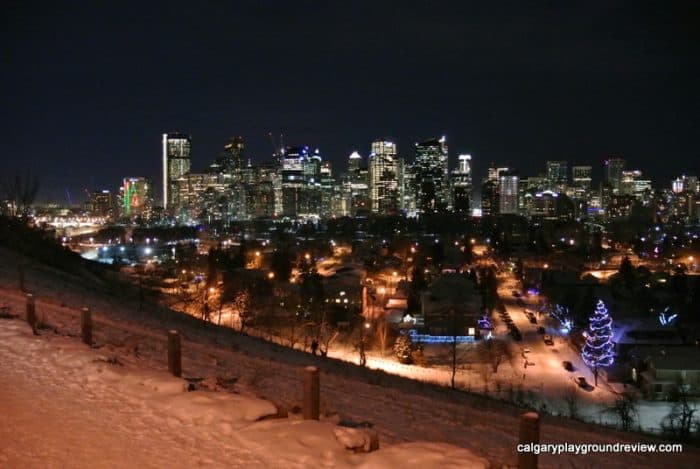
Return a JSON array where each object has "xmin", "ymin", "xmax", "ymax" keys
[
  {"xmin": 303, "ymin": 366, "xmax": 320, "ymax": 420},
  {"xmin": 26, "ymin": 293, "xmax": 36, "ymax": 332},
  {"xmin": 168, "ymin": 330, "xmax": 182, "ymax": 377},
  {"xmin": 518, "ymin": 411, "xmax": 540, "ymax": 469},
  {"xmin": 81, "ymin": 307, "xmax": 92, "ymax": 346}
]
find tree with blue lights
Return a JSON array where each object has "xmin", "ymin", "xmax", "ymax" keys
[{"xmin": 582, "ymin": 299, "xmax": 614, "ymax": 386}]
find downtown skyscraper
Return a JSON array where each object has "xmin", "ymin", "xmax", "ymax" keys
[
  {"xmin": 368, "ymin": 140, "xmax": 399, "ymax": 214},
  {"xmin": 413, "ymin": 137, "xmax": 449, "ymax": 214},
  {"xmin": 162, "ymin": 132, "xmax": 191, "ymax": 210},
  {"xmin": 451, "ymin": 154, "xmax": 472, "ymax": 214}
]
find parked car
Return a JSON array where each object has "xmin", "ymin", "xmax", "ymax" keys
[
  {"xmin": 563, "ymin": 361, "xmax": 574, "ymax": 371},
  {"xmin": 543, "ymin": 334, "xmax": 554, "ymax": 345},
  {"xmin": 576, "ymin": 376, "xmax": 587, "ymax": 388}
]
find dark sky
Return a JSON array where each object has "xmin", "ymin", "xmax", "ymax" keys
[{"xmin": 2, "ymin": 1, "xmax": 698, "ymax": 203}]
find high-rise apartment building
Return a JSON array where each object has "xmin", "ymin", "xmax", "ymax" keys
[
  {"xmin": 368, "ymin": 140, "xmax": 399, "ymax": 214},
  {"xmin": 413, "ymin": 137, "xmax": 449, "ymax": 213},
  {"xmin": 162, "ymin": 132, "xmax": 191, "ymax": 210}
]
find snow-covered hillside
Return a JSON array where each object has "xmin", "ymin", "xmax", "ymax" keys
[
  {"xmin": 1, "ymin": 247, "xmax": 698, "ymax": 468},
  {"xmin": 0, "ymin": 319, "xmax": 488, "ymax": 468}
]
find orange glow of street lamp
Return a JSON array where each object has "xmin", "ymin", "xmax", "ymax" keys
[{"xmin": 267, "ymin": 272, "xmax": 275, "ymax": 279}]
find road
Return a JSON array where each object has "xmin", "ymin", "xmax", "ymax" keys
[{"xmin": 495, "ymin": 272, "xmax": 617, "ymax": 408}]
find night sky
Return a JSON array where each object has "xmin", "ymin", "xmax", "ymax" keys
[{"xmin": 2, "ymin": 1, "xmax": 698, "ymax": 203}]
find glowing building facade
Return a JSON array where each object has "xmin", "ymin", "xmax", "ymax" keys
[
  {"xmin": 368, "ymin": 140, "xmax": 399, "ymax": 214},
  {"xmin": 121, "ymin": 177, "xmax": 153, "ymax": 219},
  {"xmin": 162, "ymin": 132, "xmax": 191, "ymax": 210}
]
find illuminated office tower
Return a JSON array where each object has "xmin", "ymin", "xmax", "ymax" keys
[
  {"xmin": 347, "ymin": 151, "xmax": 370, "ymax": 214},
  {"xmin": 223, "ymin": 136, "xmax": 245, "ymax": 174},
  {"xmin": 604, "ymin": 157, "xmax": 625, "ymax": 194},
  {"xmin": 121, "ymin": 177, "xmax": 153, "ymax": 218},
  {"xmin": 487, "ymin": 166, "xmax": 510, "ymax": 182},
  {"xmin": 280, "ymin": 146, "xmax": 307, "ymax": 217},
  {"xmin": 482, "ymin": 165, "xmax": 508, "ymax": 216},
  {"xmin": 398, "ymin": 159, "xmax": 416, "ymax": 215},
  {"xmin": 368, "ymin": 140, "xmax": 399, "ymax": 214},
  {"xmin": 87, "ymin": 190, "xmax": 116, "ymax": 218},
  {"xmin": 413, "ymin": 137, "xmax": 449, "ymax": 213},
  {"xmin": 546, "ymin": 160, "xmax": 568, "ymax": 192},
  {"xmin": 162, "ymin": 132, "xmax": 191, "ymax": 210},
  {"xmin": 451, "ymin": 154, "xmax": 472, "ymax": 214},
  {"xmin": 498, "ymin": 170, "xmax": 519, "ymax": 214},
  {"xmin": 319, "ymin": 161, "xmax": 334, "ymax": 217},
  {"xmin": 572, "ymin": 166, "xmax": 592, "ymax": 192}
]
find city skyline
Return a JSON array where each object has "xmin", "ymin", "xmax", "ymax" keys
[{"xmin": 2, "ymin": 1, "xmax": 698, "ymax": 202}]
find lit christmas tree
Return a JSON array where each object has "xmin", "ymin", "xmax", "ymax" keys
[
  {"xmin": 393, "ymin": 333, "xmax": 413, "ymax": 364},
  {"xmin": 582, "ymin": 299, "xmax": 615, "ymax": 385}
]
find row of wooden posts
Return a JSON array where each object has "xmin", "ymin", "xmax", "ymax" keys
[{"xmin": 23, "ymin": 292, "xmax": 540, "ymax": 468}]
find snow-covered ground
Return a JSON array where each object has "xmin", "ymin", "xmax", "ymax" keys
[
  {"xmin": 1, "ymin": 247, "xmax": 698, "ymax": 467},
  {"xmin": 0, "ymin": 318, "xmax": 488, "ymax": 468}
]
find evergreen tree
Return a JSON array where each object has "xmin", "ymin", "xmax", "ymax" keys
[{"xmin": 582, "ymin": 299, "xmax": 615, "ymax": 385}]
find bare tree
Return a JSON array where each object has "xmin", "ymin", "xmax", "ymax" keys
[
  {"xmin": 604, "ymin": 392, "xmax": 639, "ymax": 431},
  {"xmin": 662, "ymin": 383, "xmax": 698, "ymax": 440},
  {"xmin": 477, "ymin": 338, "xmax": 513, "ymax": 373},
  {"xmin": 317, "ymin": 312, "xmax": 338, "ymax": 357},
  {"xmin": 562, "ymin": 384, "xmax": 580, "ymax": 419},
  {"xmin": 232, "ymin": 288, "xmax": 251, "ymax": 332},
  {"xmin": 479, "ymin": 363, "xmax": 494, "ymax": 392},
  {"xmin": 375, "ymin": 317, "xmax": 390, "ymax": 356},
  {"xmin": 2, "ymin": 173, "xmax": 40, "ymax": 216}
]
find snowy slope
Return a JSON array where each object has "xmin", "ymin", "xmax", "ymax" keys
[
  {"xmin": 1, "ymin": 247, "xmax": 698, "ymax": 468},
  {"xmin": 0, "ymin": 319, "xmax": 489, "ymax": 468}
]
